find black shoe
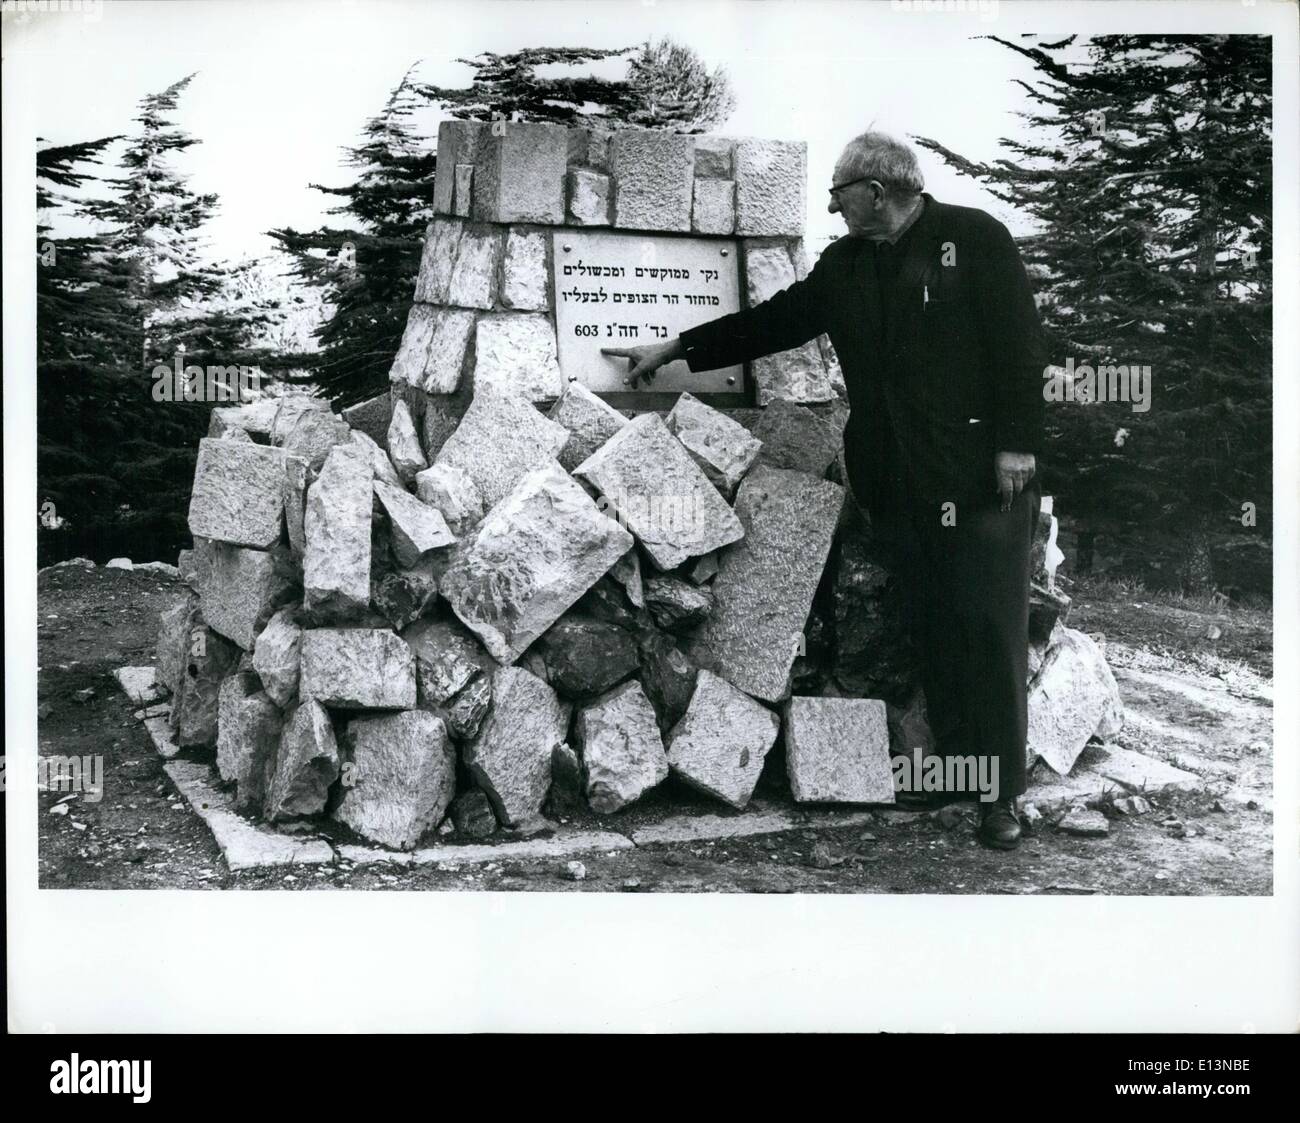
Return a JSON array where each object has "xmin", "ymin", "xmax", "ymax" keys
[{"xmin": 977, "ymin": 799, "xmax": 1022, "ymax": 850}]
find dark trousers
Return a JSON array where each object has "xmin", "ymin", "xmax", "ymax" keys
[{"xmin": 869, "ymin": 478, "xmax": 1039, "ymax": 802}]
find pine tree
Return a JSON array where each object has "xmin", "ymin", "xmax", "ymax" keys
[
  {"xmin": 38, "ymin": 75, "xmax": 257, "ymax": 564},
  {"xmin": 914, "ymin": 35, "xmax": 1271, "ymax": 575},
  {"xmin": 268, "ymin": 67, "xmax": 436, "ymax": 407}
]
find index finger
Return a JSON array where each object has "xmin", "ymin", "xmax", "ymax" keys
[{"xmin": 600, "ymin": 347, "xmax": 634, "ymax": 358}]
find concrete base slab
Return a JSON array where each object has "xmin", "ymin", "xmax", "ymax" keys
[
  {"xmin": 115, "ymin": 665, "xmax": 166, "ymax": 706},
  {"xmin": 630, "ymin": 804, "xmax": 876, "ymax": 846},
  {"xmin": 164, "ymin": 760, "xmax": 337, "ymax": 872},
  {"xmin": 337, "ymin": 830, "xmax": 635, "ymax": 867},
  {"xmin": 143, "ymin": 715, "xmax": 182, "ymax": 759}
]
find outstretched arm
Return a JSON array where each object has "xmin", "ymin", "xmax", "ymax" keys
[{"xmin": 602, "ymin": 250, "xmax": 834, "ymax": 386}]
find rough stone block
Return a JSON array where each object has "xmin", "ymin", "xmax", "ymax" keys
[
  {"xmin": 568, "ymin": 167, "xmax": 611, "ymax": 226},
  {"xmin": 216, "ymin": 671, "xmax": 284, "ymax": 813},
  {"xmin": 270, "ymin": 395, "xmax": 333, "ymax": 447},
  {"xmin": 453, "ymin": 164, "xmax": 473, "ymax": 217},
  {"xmin": 299, "ymin": 627, "xmax": 417, "ymax": 710},
  {"xmin": 208, "ymin": 398, "xmax": 279, "ymax": 440},
  {"xmin": 610, "ymin": 547, "xmax": 644, "ymax": 608},
  {"xmin": 610, "ymin": 129, "xmax": 695, "ymax": 231},
  {"xmin": 450, "ymin": 789, "xmax": 497, "ymax": 837},
  {"xmin": 170, "ymin": 623, "xmax": 241, "ymax": 748},
  {"xmin": 446, "ymin": 676, "xmax": 491, "ymax": 741},
  {"xmin": 156, "ymin": 592, "xmax": 199, "ymax": 697},
  {"xmin": 693, "ymin": 135, "xmax": 734, "ymax": 178},
  {"xmin": 575, "ymin": 680, "xmax": 669, "ymax": 813},
  {"xmin": 687, "ymin": 465, "xmax": 844, "ymax": 703},
  {"xmin": 432, "ymin": 387, "xmax": 569, "ymax": 510},
  {"xmin": 735, "ymin": 137, "xmax": 807, "ymax": 236},
  {"xmin": 280, "ymin": 409, "xmax": 353, "ymax": 474},
  {"xmin": 349, "ymin": 430, "xmax": 405, "ymax": 491},
  {"xmin": 187, "ymin": 438, "xmax": 286, "ymax": 549},
  {"xmin": 753, "ymin": 345, "xmax": 835, "ymax": 405},
  {"xmin": 282, "ymin": 453, "xmax": 310, "ymax": 556},
  {"xmin": 637, "ymin": 631, "xmax": 699, "ymax": 733},
  {"xmin": 334, "ymin": 710, "xmax": 456, "ymax": 849},
  {"xmin": 744, "ymin": 242, "xmax": 798, "ymax": 304},
  {"xmin": 414, "ymin": 460, "xmax": 484, "ymax": 537},
  {"xmin": 251, "ymin": 603, "xmax": 303, "ymax": 708},
  {"xmin": 433, "ymin": 120, "xmax": 488, "ymax": 214},
  {"xmin": 386, "ymin": 399, "xmax": 427, "ymax": 484},
  {"xmin": 1028, "ymin": 627, "xmax": 1124, "ymax": 775},
  {"xmin": 691, "ymin": 177, "xmax": 735, "ymax": 235},
  {"xmin": 548, "ymin": 380, "xmax": 628, "ymax": 472},
  {"xmin": 371, "ymin": 561, "xmax": 439, "ymax": 631},
  {"xmin": 341, "ymin": 392, "xmax": 393, "ymax": 448},
  {"xmin": 471, "ymin": 121, "xmax": 569, "ymax": 225},
  {"xmin": 472, "ymin": 313, "xmax": 563, "ymax": 401},
  {"xmin": 441, "ymin": 463, "xmax": 633, "ymax": 664},
  {"xmin": 665, "ymin": 669, "xmax": 779, "ymax": 809},
  {"xmin": 465, "ymin": 665, "xmax": 570, "ymax": 827},
  {"xmin": 194, "ymin": 540, "xmax": 298, "ymax": 651},
  {"xmin": 784, "ymin": 696, "xmax": 893, "ymax": 803},
  {"xmin": 389, "ymin": 305, "xmax": 476, "ymax": 394},
  {"xmin": 374, "ymin": 480, "xmax": 455, "ymax": 568},
  {"xmin": 264, "ymin": 698, "xmax": 340, "ymax": 822},
  {"xmin": 665, "ymin": 390, "xmax": 762, "ymax": 496},
  {"xmin": 403, "ymin": 616, "xmax": 492, "ymax": 707},
  {"xmin": 502, "ymin": 228, "xmax": 549, "ymax": 311},
  {"xmin": 643, "ymin": 575, "xmax": 714, "ymax": 633},
  {"xmin": 752, "ymin": 397, "xmax": 842, "ymax": 476},
  {"xmin": 421, "ymin": 391, "xmax": 471, "ymax": 461},
  {"xmin": 535, "ymin": 616, "xmax": 640, "ymax": 700},
  {"xmin": 573, "ymin": 413, "xmax": 744, "ymax": 570},
  {"xmin": 303, "ymin": 443, "xmax": 373, "ymax": 622},
  {"xmin": 414, "ymin": 218, "xmax": 500, "ymax": 309}
]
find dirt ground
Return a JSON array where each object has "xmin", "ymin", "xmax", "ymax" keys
[{"xmin": 34, "ymin": 565, "xmax": 1274, "ymax": 895}]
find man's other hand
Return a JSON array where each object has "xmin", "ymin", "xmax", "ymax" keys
[
  {"xmin": 600, "ymin": 338, "xmax": 684, "ymax": 387},
  {"xmin": 995, "ymin": 451, "xmax": 1036, "ymax": 512}
]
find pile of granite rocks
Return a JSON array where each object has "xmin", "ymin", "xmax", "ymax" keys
[{"xmin": 156, "ymin": 378, "xmax": 1121, "ymax": 850}]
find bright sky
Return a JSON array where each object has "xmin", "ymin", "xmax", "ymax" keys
[{"xmin": 4, "ymin": 0, "xmax": 1208, "ymax": 260}]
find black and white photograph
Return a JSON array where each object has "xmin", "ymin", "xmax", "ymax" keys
[{"xmin": 5, "ymin": 0, "xmax": 1297, "ymax": 1043}]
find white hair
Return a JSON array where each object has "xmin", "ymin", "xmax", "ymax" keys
[{"xmin": 837, "ymin": 132, "xmax": 924, "ymax": 195}]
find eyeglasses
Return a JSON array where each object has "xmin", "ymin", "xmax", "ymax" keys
[{"xmin": 828, "ymin": 174, "xmax": 875, "ymax": 198}]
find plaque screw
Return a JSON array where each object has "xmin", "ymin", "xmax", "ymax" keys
[
  {"xmin": 563, "ymin": 245, "xmax": 572, "ymax": 252},
  {"xmin": 726, "ymin": 376, "xmax": 736, "ymax": 385},
  {"xmin": 720, "ymin": 249, "xmax": 729, "ymax": 257},
  {"xmin": 623, "ymin": 378, "xmax": 630, "ymax": 386}
]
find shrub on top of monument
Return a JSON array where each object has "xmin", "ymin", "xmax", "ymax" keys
[
  {"xmin": 574, "ymin": 413, "xmax": 744, "ymax": 571},
  {"xmin": 687, "ymin": 465, "xmax": 844, "ymax": 704},
  {"xmin": 440, "ymin": 462, "xmax": 634, "ymax": 665},
  {"xmin": 187, "ymin": 438, "xmax": 287, "ymax": 549},
  {"xmin": 429, "ymin": 386, "xmax": 569, "ymax": 511}
]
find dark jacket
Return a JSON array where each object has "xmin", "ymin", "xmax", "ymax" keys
[{"xmin": 680, "ymin": 194, "xmax": 1047, "ymax": 511}]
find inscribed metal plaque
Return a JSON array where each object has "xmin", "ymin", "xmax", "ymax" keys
[{"xmin": 552, "ymin": 230, "xmax": 744, "ymax": 396}]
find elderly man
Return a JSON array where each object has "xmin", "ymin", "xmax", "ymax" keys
[{"xmin": 603, "ymin": 132, "xmax": 1045, "ymax": 850}]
